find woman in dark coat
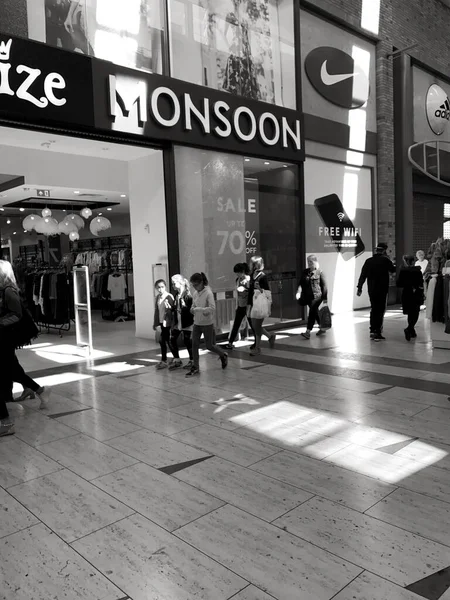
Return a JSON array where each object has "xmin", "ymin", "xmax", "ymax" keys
[
  {"xmin": 397, "ymin": 254, "xmax": 424, "ymax": 341},
  {"xmin": 297, "ymin": 255, "xmax": 328, "ymax": 339}
]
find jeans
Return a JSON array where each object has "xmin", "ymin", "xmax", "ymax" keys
[
  {"xmin": 307, "ymin": 297, "xmax": 322, "ymax": 331},
  {"xmin": 159, "ymin": 325, "xmax": 174, "ymax": 362},
  {"xmin": 170, "ymin": 329, "xmax": 193, "ymax": 360},
  {"xmin": 12, "ymin": 355, "xmax": 40, "ymax": 392},
  {"xmin": 0, "ymin": 343, "xmax": 15, "ymax": 420},
  {"xmin": 369, "ymin": 291, "xmax": 388, "ymax": 334},
  {"xmin": 229, "ymin": 306, "xmax": 249, "ymax": 344},
  {"xmin": 192, "ymin": 324, "xmax": 225, "ymax": 369}
]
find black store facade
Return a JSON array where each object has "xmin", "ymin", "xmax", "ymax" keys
[{"xmin": 0, "ymin": 27, "xmax": 305, "ymax": 340}]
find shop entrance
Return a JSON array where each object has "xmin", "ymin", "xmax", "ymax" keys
[{"xmin": 0, "ymin": 125, "xmax": 166, "ymax": 372}]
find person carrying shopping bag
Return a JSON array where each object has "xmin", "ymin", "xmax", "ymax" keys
[
  {"xmin": 297, "ymin": 255, "xmax": 328, "ymax": 340},
  {"xmin": 248, "ymin": 256, "xmax": 275, "ymax": 356}
]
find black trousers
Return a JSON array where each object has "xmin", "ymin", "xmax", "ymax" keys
[
  {"xmin": 159, "ymin": 325, "xmax": 174, "ymax": 362},
  {"xmin": 369, "ymin": 291, "xmax": 388, "ymax": 334},
  {"xmin": 12, "ymin": 355, "xmax": 40, "ymax": 392},
  {"xmin": 406, "ymin": 307, "xmax": 420, "ymax": 332},
  {"xmin": 307, "ymin": 297, "xmax": 322, "ymax": 331},
  {"xmin": 0, "ymin": 343, "xmax": 15, "ymax": 420},
  {"xmin": 229, "ymin": 306, "xmax": 250, "ymax": 344},
  {"xmin": 170, "ymin": 329, "xmax": 193, "ymax": 360}
]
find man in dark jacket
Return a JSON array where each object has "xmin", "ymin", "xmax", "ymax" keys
[{"xmin": 357, "ymin": 244, "xmax": 396, "ymax": 340}]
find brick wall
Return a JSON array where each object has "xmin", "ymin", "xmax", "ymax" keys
[{"xmin": 305, "ymin": 0, "xmax": 450, "ymax": 256}]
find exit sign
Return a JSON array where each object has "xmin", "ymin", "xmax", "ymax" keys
[{"xmin": 37, "ymin": 189, "xmax": 51, "ymax": 198}]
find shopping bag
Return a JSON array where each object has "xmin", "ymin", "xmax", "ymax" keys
[
  {"xmin": 318, "ymin": 304, "xmax": 332, "ymax": 330},
  {"xmin": 251, "ymin": 290, "xmax": 271, "ymax": 319}
]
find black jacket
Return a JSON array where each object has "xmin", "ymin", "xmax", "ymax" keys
[
  {"xmin": 298, "ymin": 269, "xmax": 328, "ymax": 305},
  {"xmin": 357, "ymin": 254, "xmax": 395, "ymax": 294},
  {"xmin": 397, "ymin": 266, "xmax": 424, "ymax": 314},
  {"xmin": 173, "ymin": 291, "xmax": 194, "ymax": 329}
]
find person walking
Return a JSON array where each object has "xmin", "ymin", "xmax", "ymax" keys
[
  {"xmin": 169, "ymin": 274, "xmax": 194, "ymax": 371},
  {"xmin": 153, "ymin": 279, "xmax": 175, "ymax": 370},
  {"xmin": 397, "ymin": 255, "xmax": 424, "ymax": 341},
  {"xmin": 297, "ymin": 255, "xmax": 328, "ymax": 340},
  {"xmin": 0, "ymin": 260, "xmax": 22, "ymax": 436},
  {"xmin": 225, "ymin": 262, "xmax": 251, "ymax": 350},
  {"xmin": 357, "ymin": 243, "xmax": 396, "ymax": 341},
  {"xmin": 186, "ymin": 272, "xmax": 228, "ymax": 378},
  {"xmin": 248, "ymin": 256, "xmax": 275, "ymax": 356}
]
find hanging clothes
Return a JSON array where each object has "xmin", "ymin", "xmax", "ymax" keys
[
  {"xmin": 432, "ymin": 274, "xmax": 445, "ymax": 323},
  {"xmin": 426, "ymin": 275, "xmax": 437, "ymax": 320},
  {"xmin": 107, "ymin": 273, "xmax": 127, "ymax": 301}
]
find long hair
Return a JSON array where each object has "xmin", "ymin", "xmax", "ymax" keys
[
  {"xmin": 190, "ymin": 272, "xmax": 209, "ymax": 286},
  {"xmin": 0, "ymin": 260, "xmax": 18, "ymax": 291},
  {"xmin": 171, "ymin": 274, "xmax": 190, "ymax": 295},
  {"xmin": 250, "ymin": 256, "xmax": 264, "ymax": 273}
]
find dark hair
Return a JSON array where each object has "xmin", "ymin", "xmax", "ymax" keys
[
  {"xmin": 403, "ymin": 254, "xmax": 415, "ymax": 267},
  {"xmin": 233, "ymin": 262, "xmax": 250, "ymax": 274},
  {"xmin": 154, "ymin": 279, "xmax": 167, "ymax": 288},
  {"xmin": 190, "ymin": 272, "xmax": 208, "ymax": 286},
  {"xmin": 250, "ymin": 256, "xmax": 264, "ymax": 272}
]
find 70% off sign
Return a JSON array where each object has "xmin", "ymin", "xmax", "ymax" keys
[{"xmin": 217, "ymin": 230, "xmax": 257, "ymax": 255}]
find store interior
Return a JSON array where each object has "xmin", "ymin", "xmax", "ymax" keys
[{"xmin": 0, "ymin": 126, "xmax": 165, "ymax": 373}]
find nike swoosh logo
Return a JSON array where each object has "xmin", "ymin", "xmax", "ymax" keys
[{"xmin": 320, "ymin": 60, "xmax": 356, "ymax": 86}]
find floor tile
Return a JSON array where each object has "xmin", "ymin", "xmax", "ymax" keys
[
  {"xmin": 113, "ymin": 405, "xmax": 201, "ymax": 436},
  {"xmin": 171, "ymin": 400, "xmax": 244, "ymax": 430},
  {"xmin": 0, "ymin": 524, "xmax": 123, "ymax": 600},
  {"xmin": 230, "ymin": 586, "xmax": 275, "ymax": 600},
  {"xmin": 93, "ymin": 462, "xmax": 224, "ymax": 531},
  {"xmin": 171, "ymin": 424, "xmax": 280, "ymax": 467},
  {"xmin": 367, "ymin": 487, "xmax": 450, "ymax": 547},
  {"xmin": 377, "ymin": 386, "xmax": 450, "ymax": 407},
  {"xmin": 175, "ymin": 503, "xmax": 362, "ymax": 600},
  {"xmin": 72, "ymin": 513, "xmax": 246, "ymax": 600},
  {"xmin": 23, "ymin": 392, "xmax": 90, "ymax": 416},
  {"xmin": 13, "ymin": 411, "xmax": 78, "ymax": 447},
  {"xmin": 357, "ymin": 411, "xmax": 450, "ymax": 446},
  {"xmin": 332, "ymin": 571, "xmax": 424, "ymax": 600},
  {"xmin": 251, "ymin": 450, "xmax": 396, "ymax": 512},
  {"xmin": 413, "ymin": 406, "xmax": 450, "ymax": 424},
  {"xmin": 125, "ymin": 370, "xmax": 184, "ymax": 391},
  {"xmin": 0, "ymin": 437, "xmax": 62, "ymax": 488},
  {"xmin": 106, "ymin": 428, "xmax": 210, "ymax": 468},
  {"xmin": 0, "ymin": 487, "xmax": 38, "ymax": 539},
  {"xmin": 8, "ymin": 468, "xmax": 134, "ymax": 542},
  {"xmin": 274, "ymin": 496, "xmax": 450, "ymax": 587},
  {"xmin": 56, "ymin": 409, "xmax": 143, "ymax": 441},
  {"xmin": 37, "ymin": 433, "xmax": 139, "ymax": 480},
  {"xmin": 393, "ymin": 464, "xmax": 450, "ymax": 505},
  {"xmin": 175, "ymin": 456, "xmax": 312, "ymax": 521},
  {"xmin": 121, "ymin": 386, "xmax": 195, "ymax": 409},
  {"xmin": 394, "ymin": 439, "xmax": 450, "ymax": 472}
]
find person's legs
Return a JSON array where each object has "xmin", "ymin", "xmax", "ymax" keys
[
  {"xmin": 191, "ymin": 325, "xmax": 202, "ymax": 370},
  {"xmin": 307, "ymin": 299, "xmax": 321, "ymax": 331},
  {"xmin": 371, "ymin": 292, "xmax": 387, "ymax": 337},
  {"xmin": 12, "ymin": 355, "xmax": 40, "ymax": 393},
  {"xmin": 203, "ymin": 324, "xmax": 225, "ymax": 358},
  {"xmin": 408, "ymin": 307, "xmax": 420, "ymax": 332},
  {"xmin": 252, "ymin": 318, "xmax": 263, "ymax": 352},
  {"xmin": 170, "ymin": 329, "xmax": 181, "ymax": 359},
  {"xmin": 228, "ymin": 306, "xmax": 247, "ymax": 345},
  {"xmin": 0, "ymin": 344, "xmax": 15, "ymax": 432},
  {"xmin": 183, "ymin": 330, "xmax": 193, "ymax": 361}
]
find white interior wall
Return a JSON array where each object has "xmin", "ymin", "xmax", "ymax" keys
[{"xmin": 128, "ymin": 152, "xmax": 168, "ymax": 340}]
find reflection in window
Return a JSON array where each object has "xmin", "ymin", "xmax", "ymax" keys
[
  {"xmin": 27, "ymin": 0, "xmax": 164, "ymax": 73},
  {"xmin": 169, "ymin": 0, "xmax": 296, "ymax": 108}
]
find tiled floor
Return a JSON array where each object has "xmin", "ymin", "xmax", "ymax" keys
[{"xmin": 2, "ymin": 309, "xmax": 450, "ymax": 599}]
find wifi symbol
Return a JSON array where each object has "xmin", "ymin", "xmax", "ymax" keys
[{"xmin": 337, "ymin": 212, "xmax": 345, "ymax": 222}]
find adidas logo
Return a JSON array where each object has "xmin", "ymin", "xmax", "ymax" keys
[{"xmin": 435, "ymin": 98, "xmax": 450, "ymax": 120}]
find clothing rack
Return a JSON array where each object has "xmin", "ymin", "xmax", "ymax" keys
[
  {"xmin": 100, "ymin": 265, "xmax": 135, "ymax": 322},
  {"xmin": 24, "ymin": 266, "xmax": 73, "ymax": 336}
]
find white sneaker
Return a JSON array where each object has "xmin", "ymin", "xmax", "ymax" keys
[
  {"xmin": 0, "ymin": 420, "xmax": 15, "ymax": 437},
  {"xmin": 169, "ymin": 359, "xmax": 183, "ymax": 371},
  {"xmin": 36, "ymin": 386, "xmax": 50, "ymax": 410},
  {"xmin": 156, "ymin": 361, "xmax": 168, "ymax": 370}
]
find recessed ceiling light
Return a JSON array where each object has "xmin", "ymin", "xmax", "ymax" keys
[
  {"xmin": 245, "ymin": 158, "xmax": 250, "ymax": 162},
  {"xmin": 107, "ymin": 207, "xmax": 112, "ymax": 211},
  {"xmin": 0, "ymin": 208, "xmax": 4, "ymax": 211},
  {"xmin": 264, "ymin": 161, "xmax": 270, "ymax": 165},
  {"xmin": 120, "ymin": 194, "xmax": 126, "ymax": 198},
  {"xmin": 74, "ymin": 191, "xmax": 80, "ymax": 194},
  {"xmin": 98, "ymin": 213, "xmax": 103, "ymax": 216},
  {"xmin": 6, "ymin": 219, "xmax": 11, "ymax": 224},
  {"xmin": 283, "ymin": 164, "xmax": 288, "ymax": 168},
  {"xmin": 19, "ymin": 208, "xmax": 25, "ymax": 212},
  {"xmin": 62, "ymin": 209, "xmax": 66, "ymax": 212},
  {"xmin": 13, "ymin": 231, "xmax": 16, "ymax": 235}
]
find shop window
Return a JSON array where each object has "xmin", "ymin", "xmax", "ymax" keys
[
  {"xmin": 173, "ymin": 146, "xmax": 301, "ymax": 333},
  {"xmin": 168, "ymin": 0, "xmax": 296, "ymax": 109},
  {"xmin": 25, "ymin": 0, "xmax": 164, "ymax": 74}
]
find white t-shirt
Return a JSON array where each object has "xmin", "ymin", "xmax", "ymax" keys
[
  {"xmin": 108, "ymin": 274, "xmax": 127, "ymax": 301},
  {"xmin": 415, "ymin": 259, "xmax": 428, "ymax": 274}
]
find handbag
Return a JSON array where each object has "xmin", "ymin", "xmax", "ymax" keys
[
  {"xmin": 318, "ymin": 304, "xmax": 332, "ymax": 330},
  {"xmin": 10, "ymin": 305, "xmax": 39, "ymax": 349},
  {"xmin": 251, "ymin": 289, "xmax": 272, "ymax": 319}
]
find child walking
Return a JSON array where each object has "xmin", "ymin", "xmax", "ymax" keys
[
  {"xmin": 169, "ymin": 274, "xmax": 194, "ymax": 370},
  {"xmin": 186, "ymin": 272, "xmax": 228, "ymax": 378},
  {"xmin": 153, "ymin": 279, "xmax": 175, "ymax": 370}
]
